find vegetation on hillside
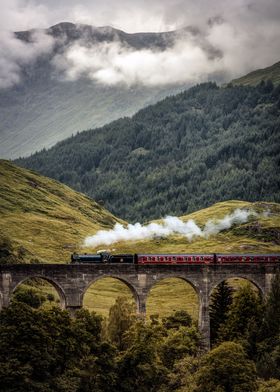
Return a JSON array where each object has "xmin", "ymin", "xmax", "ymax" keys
[
  {"xmin": 17, "ymin": 81, "xmax": 280, "ymax": 222},
  {"xmin": 232, "ymin": 61, "xmax": 280, "ymax": 86},
  {"xmin": 0, "ymin": 160, "xmax": 123, "ymax": 263},
  {"xmin": 84, "ymin": 201, "xmax": 280, "ymax": 255},
  {"xmin": 2, "ymin": 161, "xmax": 279, "ymax": 264}
]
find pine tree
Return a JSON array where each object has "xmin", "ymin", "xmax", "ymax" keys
[
  {"xmin": 209, "ymin": 281, "xmax": 233, "ymax": 345},
  {"xmin": 263, "ymin": 272, "xmax": 280, "ymax": 342}
]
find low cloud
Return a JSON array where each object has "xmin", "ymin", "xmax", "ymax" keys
[
  {"xmin": 52, "ymin": 37, "xmax": 224, "ymax": 87},
  {"xmin": 84, "ymin": 208, "xmax": 258, "ymax": 247},
  {"xmin": 0, "ymin": 29, "xmax": 54, "ymax": 88},
  {"xmin": 1, "ymin": 0, "xmax": 280, "ymax": 89}
]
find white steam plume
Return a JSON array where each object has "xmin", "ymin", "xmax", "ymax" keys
[{"xmin": 84, "ymin": 208, "xmax": 257, "ymax": 247}]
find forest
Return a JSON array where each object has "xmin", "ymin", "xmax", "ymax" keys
[
  {"xmin": 17, "ymin": 81, "xmax": 280, "ymax": 222},
  {"xmin": 1, "ymin": 274, "xmax": 280, "ymax": 392}
]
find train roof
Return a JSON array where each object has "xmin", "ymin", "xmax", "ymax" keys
[
  {"xmin": 137, "ymin": 253, "xmax": 214, "ymax": 256},
  {"xmin": 216, "ymin": 253, "xmax": 280, "ymax": 256}
]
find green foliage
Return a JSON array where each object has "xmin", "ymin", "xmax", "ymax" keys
[
  {"xmin": 160, "ymin": 326, "xmax": 201, "ymax": 369},
  {"xmin": 210, "ymin": 281, "xmax": 233, "ymax": 345},
  {"xmin": 0, "ymin": 302, "xmax": 117, "ymax": 392},
  {"xmin": 162, "ymin": 310, "xmax": 192, "ymax": 330},
  {"xmin": 12, "ymin": 287, "xmax": 46, "ymax": 308},
  {"xmin": 0, "ymin": 236, "xmax": 24, "ymax": 264},
  {"xmin": 194, "ymin": 342, "xmax": 258, "ymax": 392},
  {"xmin": 116, "ymin": 320, "xmax": 168, "ymax": 392},
  {"xmin": 17, "ymin": 82, "xmax": 280, "ymax": 222},
  {"xmin": 218, "ymin": 284, "xmax": 263, "ymax": 356},
  {"xmin": 262, "ymin": 273, "xmax": 280, "ymax": 342},
  {"xmin": 164, "ymin": 355, "xmax": 200, "ymax": 392},
  {"xmin": 257, "ymin": 379, "xmax": 280, "ymax": 392},
  {"xmin": 106, "ymin": 296, "xmax": 137, "ymax": 350},
  {"xmin": 257, "ymin": 273, "xmax": 280, "ymax": 379}
]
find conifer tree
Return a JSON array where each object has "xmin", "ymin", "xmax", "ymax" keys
[
  {"xmin": 209, "ymin": 281, "xmax": 233, "ymax": 345},
  {"xmin": 263, "ymin": 272, "xmax": 280, "ymax": 342}
]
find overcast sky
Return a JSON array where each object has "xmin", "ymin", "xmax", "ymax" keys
[{"xmin": 1, "ymin": 0, "xmax": 280, "ymax": 88}]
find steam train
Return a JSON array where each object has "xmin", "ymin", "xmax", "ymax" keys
[{"xmin": 71, "ymin": 252, "xmax": 280, "ymax": 264}]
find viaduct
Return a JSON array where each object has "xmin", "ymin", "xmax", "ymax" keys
[{"xmin": 0, "ymin": 263, "xmax": 279, "ymax": 349}]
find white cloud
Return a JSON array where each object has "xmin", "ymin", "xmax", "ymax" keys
[
  {"xmin": 52, "ymin": 38, "xmax": 224, "ymax": 87},
  {"xmin": 0, "ymin": 0, "xmax": 280, "ymax": 88},
  {"xmin": 0, "ymin": 29, "xmax": 54, "ymax": 88}
]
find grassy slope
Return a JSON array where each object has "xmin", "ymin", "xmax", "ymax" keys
[
  {"xmin": 0, "ymin": 159, "xmax": 124, "ymax": 263},
  {"xmin": 1, "ymin": 161, "xmax": 279, "ymax": 318},
  {"xmin": 86, "ymin": 200, "xmax": 280, "ymax": 255},
  {"xmin": 84, "ymin": 200, "xmax": 280, "ymax": 318},
  {"xmin": 231, "ymin": 61, "xmax": 280, "ymax": 86}
]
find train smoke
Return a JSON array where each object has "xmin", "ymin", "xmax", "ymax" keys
[{"xmin": 84, "ymin": 208, "xmax": 258, "ymax": 247}]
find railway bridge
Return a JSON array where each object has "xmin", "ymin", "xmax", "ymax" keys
[{"xmin": 0, "ymin": 263, "xmax": 279, "ymax": 348}]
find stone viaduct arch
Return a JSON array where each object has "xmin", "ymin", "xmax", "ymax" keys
[
  {"xmin": 11, "ymin": 275, "xmax": 67, "ymax": 308},
  {"xmin": 82, "ymin": 275, "xmax": 141, "ymax": 312},
  {"xmin": 0, "ymin": 263, "xmax": 279, "ymax": 349}
]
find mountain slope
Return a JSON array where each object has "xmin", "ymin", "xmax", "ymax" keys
[
  {"xmin": 1, "ymin": 22, "xmax": 206, "ymax": 159},
  {"xmin": 0, "ymin": 160, "xmax": 123, "ymax": 263},
  {"xmin": 17, "ymin": 82, "xmax": 280, "ymax": 222},
  {"xmin": 231, "ymin": 61, "xmax": 280, "ymax": 86}
]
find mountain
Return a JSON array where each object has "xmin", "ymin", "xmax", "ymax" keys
[
  {"xmin": 0, "ymin": 160, "xmax": 123, "ymax": 263},
  {"xmin": 1, "ymin": 22, "xmax": 219, "ymax": 159},
  {"xmin": 231, "ymin": 61, "xmax": 280, "ymax": 86},
  {"xmin": 17, "ymin": 82, "xmax": 280, "ymax": 222}
]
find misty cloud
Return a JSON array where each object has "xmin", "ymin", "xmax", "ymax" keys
[
  {"xmin": 52, "ymin": 37, "xmax": 224, "ymax": 87},
  {"xmin": 0, "ymin": 0, "xmax": 280, "ymax": 88},
  {"xmin": 84, "ymin": 209, "xmax": 257, "ymax": 247},
  {"xmin": 0, "ymin": 29, "xmax": 54, "ymax": 89}
]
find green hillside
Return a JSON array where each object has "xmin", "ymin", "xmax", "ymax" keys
[
  {"xmin": 17, "ymin": 82, "xmax": 280, "ymax": 223},
  {"xmin": 231, "ymin": 61, "xmax": 280, "ymax": 86},
  {"xmin": 83, "ymin": 199, "xmax": 280, "ymax": 318},
  {"xmin": 0, "ymin": 160, "xmax": 123, "ymax": 263},
  {"xmin": 1, "ymin": 161, "xmax": 279, "ymax": 318},
  {"xmin": 84, "ymin": 200, "xmax": 280, "ymax": 255}
]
